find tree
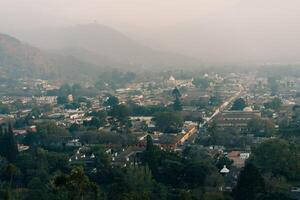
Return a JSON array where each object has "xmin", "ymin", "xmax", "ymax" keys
[
  {"xmin": 104, "ymin": 95, "xmax": 119, "ymax": 108},
  {"xmin": 248, "ymin": 118, "xmax": 276, "ymax": 137},
  {"xmin": 0, "ymin": 103, "xmax": 9, "ymax": 114},
  {"xmin": 231, "ymin": 98, "xmax": 247, "ymax": 111},
  {"xmin": 180, "ymin": 162, "xmax": 209, "ymax": 189},
  {"xmin": 216, "ymin": 156, "xmax": 233, "ymax": 170},
  {"xmin": 6, "ymin": 124, "xmax": 18, "ymax": 163},
  {"xmin": 146, "ymin": 135, "xmax": 154, "ymax": 152},
  {"xmin": 0, "ymin": 124, "xmax": 18, "ymax": 162},
  {"xmin": 154, "ymin": 112, "xmax": 184, "ymax": 133},
  {"xmin": 58, "ymin": 84, "xmax": 72, "ymax": 96},
  {"xmin": 250, "ymin": 139, "xmax": 300, "ymax": 180},
  {"xmin": 209, "ymin": 96, "xmax": 221, "ymax": 106},
  {"xmin": 172, "ymin": 87, "xmax": 183, "ymax": 111},
  {"xmin": 89, "ymin": 117, "xmax": 101, "ymax": 129},
  {"xmin": 109, "ymin": 105, "xmax": 131, "ymax": 129},
  {"xmin": 173, "ymin": 97, "xmax": 183, "ymax": 111},
  {"xmin": 5, "ymin": 164, "xmax": 17, "ymax": 190},
  {"xmin": 256, "ymin": 192, "xmax": 294, "ymax": 200},
  {"xmin": 233, "ymin": 163, "xmax": 266, "ymax": 200},
  {"xmin": 25, "ymin": 121, "xmax": 70, "ymax": 146},
  {"xmin": 53, "ymin": 167, "xmax": 100, "ymax": 200},
  {"xmin": 193, "ymin": 77, "xmax": 210, "ymax": 89},
  {"xmin": 71, "ymin": 83, "xmax": 82, "ymax": 97},
  {"xmin": 69, "ymin": 123, "xmax": 82, "ymax": 133},
  {"xmin": 143, "ymin": 135, "xmax": 161, "ymax": 179},
  {"xmin": 264, "ymin": 98, "xmax": 282, "ymax": 111},
  {"xmin": 268, "ymin": 77, "xmax": 279, "ymax": 96},
  {"xmin": 172, "ymin": 87, "xmax": 181, "ymax": 99},
  {"xmin": 89, "ymin": 111, "xmax": 107, "ymax": 126},
  {"xmin": 57, "ymin": 96, "xmax": 68, "ymax": 105},
  {"xmin": 195, "ymin": 98, "xmax": 209, "ymax": 110},
  {"xmin": 124, "ymin": 166, "xmax": 154, "ymax": 195}
]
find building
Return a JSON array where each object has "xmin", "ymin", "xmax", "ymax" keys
[{"xmin": 215, "ymin": 110, "xmax": 261, "ymax": 132}]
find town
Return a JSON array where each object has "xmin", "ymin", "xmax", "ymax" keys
[{"xmin": 0, "ymin": 68, "xmax": 300, "ymax": 199}]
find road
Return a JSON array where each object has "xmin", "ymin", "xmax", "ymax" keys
[
  {"xmin": 186, "ymin": 84, "xmax": 244, "ymax": 145},
  {"xmin": 202, "ymin": 83, "xmax": 244, "ymax": 127}
]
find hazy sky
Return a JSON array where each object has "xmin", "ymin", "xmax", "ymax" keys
[
  {"xmin": 0, "ymin": 0, "xmax": 239, "ymax": 30},
  {"xmin": 2, "ymin": 0, "xmax": 300, "ymax": 63}
]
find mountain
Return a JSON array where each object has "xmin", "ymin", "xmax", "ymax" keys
[
  {"xmin": 12, "ymin": 24, "xmax": 201, "ymax": 70},
  {"xmin": 130, "ymin": 0, "xmax": 300, "ymax": 64},
  {"xmin": 0, "ymin": 33, "xmax": 103, "ymax": 80}
]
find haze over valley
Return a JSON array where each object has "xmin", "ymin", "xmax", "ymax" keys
[{"xmin": 1, "ymin": 1, "xmax": 300, "ymax": 200}]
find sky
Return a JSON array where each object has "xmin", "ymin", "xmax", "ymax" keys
[
  {"xmin": 1, "ymin": 0, "xmax": 300, "ymax": 63},
  {"xmin": 0, "ymin": 0, "xmax": 240, "ymax": 30}
]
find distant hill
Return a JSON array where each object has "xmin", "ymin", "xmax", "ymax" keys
[
  {"xmin": 12, "ymin": 24, "xmax": 201, "ymax": 70},
  {"xmin": 0, "ymin": 33, "xmax": 104, "ymax": 81}
]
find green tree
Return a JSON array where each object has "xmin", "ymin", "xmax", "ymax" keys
[
  {"xmin": 172, "ymin": 87, "xmax": 181, "ymax": 99},
  {"xmin": 193, "ymin": 77, "xmax": 210, "ymax": 89},
  {"xmin": 248, "ymin": 118, "xmax": 276, "ymax": 137},
  {"xmin": 173, "ymin": 97, "xmax": 183, "ymax": 111},
  {"xmin": 216, "ymin": 156, "xmax": 233, "ymax": 170},
  {"xmin": 264, "ymin": 98, "xmax": 282, "ymax": 110},
  {"xmin": 256, "ymin": 192, "xmax": 294, "ymax": 200},
  {"xmin": 233, "ymin": 163, "xmax": 266, "ymax": 200},
  {"xmin": 250, "ymin": 139, "xmax": 300, "ymax": 180},
  {"xmin": 109, "ymin": 105, "xmax": 131, "ymax": 130},
  {"xmin": 268, "ymin": 77, "xmax": 279, "ymax": 96},
  {"xmin": 71, "ymin": 83, "xmax": 82, "ymax": 97},
  {"xmin": 89, "ymin": 117, "xmax": 101, "ymax": 129},
  {"xmin": 0, "ymin": 124, "xmax": 18, "ymax": 162},
  {"xmin": 104, "ymin": 95, "xmax": 119, "ymax": 108},
  {"xmin": 154, "ymin": 112, "xmax": 183, "ymax": 133},
  {"xmin": 180, "ymin": 162, "xmax": 209, "ymax": 189},
  {"xmin": 146, "ymin": 135, "xmax": 154, "ymax": 152},
  {"xmin": 59, "ymin": 84, "xmax": 72, "ymax": 96},
  {"xmin": 53, "ymin": 167, "xmax": 100, "ymax": 200},
  {"xmin": 57, "ymin": 96, "xmax": 69, "ymax": 105},
  {"xmin": 231, "ymin": 98, "xmax": 247, "ymax": 111},
  {"xmin": 0, "ymin": 103, "xmax": 9, "ymax": 114},
  {"xmin": 209, "ymin": 96, "xmax": 221, "ymax": 106}
]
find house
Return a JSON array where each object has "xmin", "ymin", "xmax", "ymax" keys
[
  {"xmin": 111, "ymin": 146, "xmax": 145, "ymax": 167},
  {"xmin": 66, "ymin": 139, "xmax": 82, "ymax": 147},
  {"xmin": 226, "ymin": 151, "xmax": 250, "ymax": 168}
]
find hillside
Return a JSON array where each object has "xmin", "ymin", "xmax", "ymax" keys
[
  {"xmin": 12, "ymin": 24, "xmax": 201, "ymax": 70},
  {"xmin": 0, "ymin": 33, "xmax": 104, "ymax": 80}
]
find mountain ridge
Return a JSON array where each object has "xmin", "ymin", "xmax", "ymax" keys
[
  {"xmin": 10, "ymin": 23, "xmax": 202, "ymax": 70},
  {"xmin": 0, "ymin": 33, "xmax": 104, "ymax": 81}
]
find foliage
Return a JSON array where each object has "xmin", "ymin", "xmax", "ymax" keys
[
  {"xmin": 247, "ymin": 117, "xmax": 276, "ymax": 137},
  {"xmin": 154, "ymin": 112, "xmax": 183, "ymax": 133},
  {"xmin": 24, "ymin": 121, "xmax": 70, "ymax": 147},
  {"xmin": 173, "ymin": 97, "xmax": 183, "ymax": 111},
  {"xmin": 263, "ymin": 98, "xmax": 282, "ymax": 110},
  {"xmin": 267, "ymin": 77, "xmax": 279, "ymax": 96},
  {"xmin": 231, "ymin": 98, "xmax": 247, "ymax": 111},
  {"xmin": 232, "ymin": 163, "xmax": 266, "ymax": 200},
  {"xmin": 172, "ymin": 87, "xmax": 181, "ymax": 99},
  {"xmin": 193, "ymin": 77, "xmax": 210, "ymax": 89},
  {"xmin": 250, "ymin": 139, "xmax": 300, "ymax": 181},
  {"xmin": 209, "ymin": 96, "xmax": 222, "ymax": 107},
  {"xmin": 0, "ymin": 103, "xmax": 10, "ymax": 114},
  {"xmin": 57, "ymin": 96, "xmax": 68, "ymax": 105},
  {"xmin": 104, "ymin": 95, "xmax": 119, "ymax": 108},
  {"xmin": 0, "ymin": 124, "xmax": 18, "ymax": 162},
  {"xmin": 96, "ymin": 70, "xmax": 136, "ymax": 90},
  {"xmin": 52, "ymin": 167, "xmax": 100, "ymax": 200}
]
